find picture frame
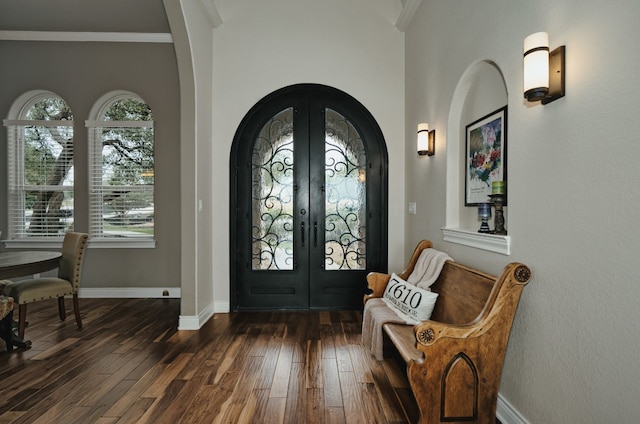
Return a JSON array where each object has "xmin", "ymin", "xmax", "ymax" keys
[{"xmin": 465, "ymin": 105, "xmax": 507, "ymax": 206}]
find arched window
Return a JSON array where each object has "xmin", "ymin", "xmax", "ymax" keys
[
  {"xmin": 3, "ymin": 91, "xmax": 74, "ymax": 240},
  {"xmin": 86, "ymin": 91, "xmax": 155, "ymax": 244}
]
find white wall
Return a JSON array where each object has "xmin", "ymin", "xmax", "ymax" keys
[
  {"xmin": 165, "ymin": 0, "xmax": 215, "ymax": 322},
  {"xmin": 405, "ymin": 0, "xmax": 640, "ymax": 422},
  {"xmin": 210, "ymin": 0, "xmax": 406, "ymax": 307}
]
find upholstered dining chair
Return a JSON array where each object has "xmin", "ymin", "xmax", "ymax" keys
[
  {"xmin": 1, "ymin": 232, "xmax": 89, "ymax": 339},
  {"xmin": 0, "ymin": 295, "xmax": 15, "ymax": 351}
]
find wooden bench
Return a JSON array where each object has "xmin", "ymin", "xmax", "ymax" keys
[{"xmin": 363, "ymin": 240, "xmax": 532, "ymax": 423}]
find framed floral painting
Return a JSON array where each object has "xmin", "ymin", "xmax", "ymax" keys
[{"xmin": 465, "ymin": 106, "xmax": 507, "ymax": 206}]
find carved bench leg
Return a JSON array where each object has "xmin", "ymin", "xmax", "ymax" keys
[{"xmin": 408, "ymin": 352, "xmax": 497, "ymax": 424}]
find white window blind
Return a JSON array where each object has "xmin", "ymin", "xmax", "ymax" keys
[
  {"xmin": 4, "ymin": 119, "xmax": 74, "ymax": 239},
  {"xmin": 86, "ymin": 119, "xmax": 154, "ymax": 241}
]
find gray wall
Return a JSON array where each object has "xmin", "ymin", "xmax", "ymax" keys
[
  {"xmin": 0, "ymin": 0, "xmax": 170, "ymax": 33},
  {"xmin": 0, "ymin": 39, "xmax": 181, "ymax": 290},
  {"xmin": 405, "ymin": 0, "xmax": 640, "ymax": 422}
]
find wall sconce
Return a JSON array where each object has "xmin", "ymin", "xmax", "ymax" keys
[
  {"xmin": 523, "ymin": 32, "xmax": 565, "ymax": 104},
  {"xmin": 417, "ymin": 123, "xmax": 435, "ymax": 156}
]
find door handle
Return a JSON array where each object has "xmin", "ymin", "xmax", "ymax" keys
[
  {"xmin": 301, "ymin": 221, "xmax": 305, "ymax": 247},
  {"xmin": 313, "ymin": 221, "xmax": 318, "ymax": 247}
]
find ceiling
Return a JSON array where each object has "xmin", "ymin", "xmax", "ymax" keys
[{"xmin": 0, "ymin": 0, "xmax": 422, "ymax": 34}]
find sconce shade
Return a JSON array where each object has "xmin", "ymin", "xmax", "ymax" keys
[
  {"xmin": 417, "ymin": 123, "xmax": 429, "ymax": 155},
  {"xmin": 524, "ymin": 32, "xmax": 565, "ymax": 104},
  {"xmin": 523, "ymin": 32, "xmax": 550, "ymax": 102},
  {"xmin": 417, "ymin": 123, "xmax": 435, "ymax": 156}
]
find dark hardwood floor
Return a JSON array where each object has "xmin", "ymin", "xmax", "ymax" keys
[{"xmin": 0, "ymin": 298, "xmax": 420, "ymax": 423}]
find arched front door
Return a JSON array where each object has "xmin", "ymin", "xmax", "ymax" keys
[{"xmin": 230, "ymin": 84, "xmax": 387, "ymax": 310}]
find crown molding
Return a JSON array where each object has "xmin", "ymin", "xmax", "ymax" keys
[
  {"xmin": 396, "ymin": 0, "xmax": 423, "ymax": 32},
  {"xmin": 0, "ymin": 30, "xmax": 173, "ymax": 43},
  {"xmin": 198, "ymin": 0, "xmax": 224, "ymax": 28}
]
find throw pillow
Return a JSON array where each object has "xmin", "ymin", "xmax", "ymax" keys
[{"xmin": 383, "ymin": 273, "xmax": 438, "ymax": 322}]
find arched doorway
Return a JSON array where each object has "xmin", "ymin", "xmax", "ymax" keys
[{"xmin": 230, "ymin": 84, "xmax": 388, "ymax": 310}]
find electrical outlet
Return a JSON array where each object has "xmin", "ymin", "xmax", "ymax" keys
[{"xmin": 408, "ymin": 202, "xmax": 417, "ymax": 215}]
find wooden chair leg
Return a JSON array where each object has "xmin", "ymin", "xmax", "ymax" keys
[
  {"xmin": 72, "ymin": 294, "xmax": 82, "ymax": 329},
  {"xmin": 18, "ymin": 304, "xmax": 27, "ymax": 339},
  {"xmin": 0, "ymin": 311, "xmax": 13, "ymax": 352},
  {"xmin": 1, "ymin": 309, "xmax": 30, "ymax": 351},
  {"xmin": 58, "ymin": 297, "xmax": 66, "ymax": 321}
]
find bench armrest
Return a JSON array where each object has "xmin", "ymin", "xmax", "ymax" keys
[
  {"xmin": 412, "ymin": 320, "xmax": 483, "ymax": 347},
  {"xmin": 363, "ymin": 272, "xmax": 391, "ymax": 304},
  {"xmin": 412, "ymin": 262, "xmax": 532, "ymax": 347}
]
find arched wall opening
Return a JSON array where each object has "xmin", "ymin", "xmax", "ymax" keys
[{"xmin": 444, "ymin": 60, "xmax": 509, "ymax": 252}]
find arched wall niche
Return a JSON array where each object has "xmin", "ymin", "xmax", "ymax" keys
[{"xmin": 444, "ymin": 60, "xmax": 510, "ymax": 254}]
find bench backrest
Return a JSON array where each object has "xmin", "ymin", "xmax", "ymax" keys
[
  {"xmin": 429, "ymin": 261, "xmax": 495, "ymax": 324},
  {"xmin": 396, "ymin": 240, "xmax": 498, "ymax": 325}
]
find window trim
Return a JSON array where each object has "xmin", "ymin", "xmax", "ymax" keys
[{"xmin": 3, "ymin": 239, "xmax": 155, "ymax": 249}]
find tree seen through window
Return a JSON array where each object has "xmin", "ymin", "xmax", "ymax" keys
[{"xmin": 89, "ymin": 96, "xmax": 155, "ymax": 239}]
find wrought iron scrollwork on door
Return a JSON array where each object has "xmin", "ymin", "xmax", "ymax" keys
[
  {"xmin": 251, "ymin": 108, "xmax": 295, "ymax": 270},
  {"xmin": 324, "ymin": 108, "xmax": 367, "ymax": 270}
]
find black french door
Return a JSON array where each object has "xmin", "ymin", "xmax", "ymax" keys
[{"xmin": 230, "ymin": 84, "xmax": 387, "ymax": 310}]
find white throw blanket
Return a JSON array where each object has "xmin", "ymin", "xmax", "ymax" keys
[
  {"xmin": 362, "ymin": 248, "xmax": 452, "ymax": 360},
  {"xmin": 362, "ymin": 298, "xmax": 408, "ymax": 360},
  {"xmin": 407, "ymin": 248, "xmax": 453, "ymax": 289}
]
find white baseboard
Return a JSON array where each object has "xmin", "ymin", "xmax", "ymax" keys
[
  {"xmin": 213, "ymin": 301, "xmax": 230, "ymax": 313},
  {"xmin": 78, "ymin": 287, "xmax": 181, "ymax": 298},
  {"xmin": 178, "ymin": 301, "xmax": 229, "ymax": 330},
  {"xmin": 177, "ymin": 314, "xmax": 201, "ymax": 330},
  {"xmin": 78, "ymin": 289, "xmax": 228, "ymax": 331},
  {"xmin": 178, "ymin": 301, "xmax": 215, "ymax": 330},
  {"xmin": 497, "ymin": 393, "xmax": 530, "ymax": 424}
]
